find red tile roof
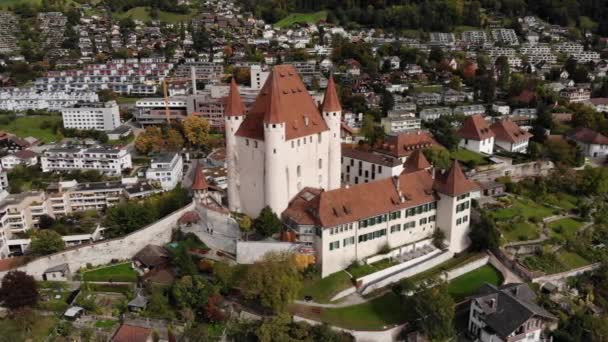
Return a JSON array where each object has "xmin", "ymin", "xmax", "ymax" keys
[
  {"xmin": 490, "ymin": 119, "xmax": 532, "ymax": 143},
  {"xmin": 224, "ymin": 78, "xmax": 246, "ymax": 117},
  {"xmin": 235, "ymin": 65, "xmax": 329, "ymax": 141},
  {"xmin": 284, "ymin": 170, "xmax": 438, "ymax": 228},
  {"xmin": 402, "ymin": 149, "xmax": 431, "ymax": 174},
  {"xmin": 322, "ymin": 75, "xmax": 342, "ymax": 112},
  {"xmin": 458, "ymin": 115, "xmax": 495, "ymax": 141},
  {"xmin": 13, "ymin": 149, "xmax": 37, "ymax": 159},
  {"xmin": 568, "ymin": 127, "xmax": 608, "ymax": 145},
  {"xmin": 179, "ymin": 211, "xmax": 200, "ymax": 225},
  {"xmin": 112, "ymin": 324, "xmax": 152, "ymax": 342},
  {"xmin": 433, "ymin": 161, "xmax": 480, "ymax": 197},
  {"xmin": 374, "ymin": 131, "xmax": 439, "ymax": 158},
  {"xmin": 191, "ymin": 163, "xmax": 209, "ymax": 191}
]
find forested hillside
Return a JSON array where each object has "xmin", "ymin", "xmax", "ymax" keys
[{"xmin": 240, "ymin": 0, "xmax": 608, "ymax": 35}]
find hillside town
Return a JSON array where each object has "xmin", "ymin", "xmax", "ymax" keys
[{"xmin": 0, "ymin": 0, "xmax": 607, "ymax": 341}]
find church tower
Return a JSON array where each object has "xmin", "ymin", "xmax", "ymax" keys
[
  {"xmin": 224, "ymin": 78, "xmax": 246, "ymax": 212},
  {"xmin": 322, "ymin": 75, "xmax": 342, "ymax": 190}
]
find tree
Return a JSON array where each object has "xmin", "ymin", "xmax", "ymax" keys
[
  {"xmin": 380, "ymin": 91, "xmax": 394, "ymax": 115},
  {"xmin": 469, "ymin": 212, "xmax": 501, "ymax": 251},
  {"xmin": 429, "ymin": 116, "xmax": 460, "ymax": 151},
  {"xmin": 239, "ymin": 215, "xmax": 253, "ymax": 240},
  {"xmin": 165, "ymin": 128, "xmax": 184, "ymax": 151},
  {"xmin": 135, "ymin": 127, "xmax": 164, "ymax": 154},
  {"xmin": 29, "ymin": 230, "xmax": 65, "ymax": 255},
  {"xmin": 495, "ymin": 56, "xmax": 511, "ymax": 90},
  {"xmin": 171, "ymin": 275, "xmax": 218, "ymax": 311},
  {"xmin": 253, "ymin": 206, "xmax": 282, "ymax": 238},
  {"xmin": 423, "ymin": 146, "xmax": 451, "ymax": 169},
  {"xmin": 432, "ymin": 228, "xmax": 446, "ymax": 249},
  {"xmin": 241, "ymin": 252, "xmax": 302, "ymax": 313},
  {"xmin": 360, "ymin": 114, "xmax": 384, "ymax": 145},
  {"xmin": 410, "ymin": 280, "xmax": 455, "ymax": 341},
  {"xmin": 38, "ymin": 214, "xmax": 55, "ymax": 229},
  {"xmin": 0, "ymin": 271, "xmax": 39, "ymax": 309},
  {"xmin": 183, "ymin": 116, "xmax": 210, "ymax": 148},
  {"xmin": 169, "ymin": 245, "xmax": 197, "ymax": 277},
  {"xmin": 97, "ymin": 89, "xmax": 118, "ymax": 102}
]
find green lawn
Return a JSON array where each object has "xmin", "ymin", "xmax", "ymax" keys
[
  {"xmin": 275, "ymin": 11, "xmax": 327, "ymax": 28},
  {"xmin": 548, "ymin": 218, "xmax": 584, "ymax": 239},
  {"xmin": 117, "ymin": 96, "xmax": 140, "ymax": 105},
  {"xmin": 450, "ymin": 148, "xmax": 490, "ymax": 166},
  {"xmin": 299, "ymin": 271, "xmax": 353, "ymax": 304},
  {"xmin": 319, "ymin": 292, "xmax": 410, "ymax": 330},
  {"xmin": 95, "ymin": 319, "xmax": 119, "ymax": 329},
  {"xmin": 557, "ymin": 251, "xmax": 590, "ymax": 270},
  {"xmin": 82, "ymin": 263, "xmax": 138, "ymax": 282},
  {"xmin": 448, "ymin": 265, "xmax": 502, "ymax": 301},
  {"xmin": 347, "ymin": 258, "xmax": 398, "ymax": 279},
  {"xmin": 491, "ymin": 197, "xmax": 555, "ymax": 222},
  {"xmin": 0, "ymin": 314, "xmax": 57, "ymax": 341},
  {"xmin": 500, "ymin": 221, "xmax": 540, "ymax": 242},
  {"xmin": 114, "ymin": 7, "xmax": 195, "ymax": 23},
  {"xmin": 0, "ymin": 115, "xmax": 62, "ymax": 143},
  {"xmin": 402, "ymin": 252, "xmax": 486, "ymax": 286}
]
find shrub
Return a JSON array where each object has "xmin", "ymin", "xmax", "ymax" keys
[{"xmin": 378, "ymin": 243, "xmax": 391, "ymax": 254}]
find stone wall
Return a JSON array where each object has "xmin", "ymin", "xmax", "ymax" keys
[
  {"xmin": 444, "ymin": 255, "xmax": 489, "ymax": 281},
  {"xmin": 0, "ymin": 202, "xmax": 195, "ymax": 280},
  {"xmin": 293, "ymin": 315, "xmax": 406, "ymax": 342},
  {"xmin": 235, "ymin": 241, "xmax": 300, "ymax": 264},
  {"xmin": 532, "ymin": 263, "xmax": 602, "ymax": 284},
  {"xmin": 470, "ymin": 160, "xmax": 554, "ymax": 183}
]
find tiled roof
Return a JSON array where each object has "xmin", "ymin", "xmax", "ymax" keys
[
  {"xmin": 374, "ymin": 131, "xmax": 439, "ymax": 158},
  {"xmin": 284, "ymin": 170, "xmax": 438, "ymax": 228},
  {"xmin": 191, "ymin": 163, "xmax": 209, "ymax": 191},
  {"xmin": 490, "ymin": 119, "xmax": 532, "ymax": 143},
  {"xmin": 235, "ymin": 65, "xmax": 329, "ymax": 141},
  {"xmin": 568, "ymin": 127, "xmax": 608, "ymax": 145},
  {"xmin": 322, "ymin": 74, "xmax": 342, "ymax": 112},
  {"xmin": 458, "ymin": 115, "xmax": 495, "ymax": 141},
  {"xmin": 402, "ymin": 149, "xmax": 431, "ymax": 174},
  {"xmin": 342, "ymin": 147, "xmax": 401, "ymax": 167},
  {"xmin": 112, "ymin": 324, "xmax": 152, "ymax": 342},
  {"xmin": 433, "ymin": 161, "xmax": 480, "ymax": 197},
  {"xmin": 224, "ymin": 78, "xmax": 246, "ymax": 117}
]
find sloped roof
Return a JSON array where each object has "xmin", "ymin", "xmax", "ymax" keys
[
  {"xmin": 490, "ymin": 119, "xmax": 532, "ymax": 143},
  {"xmin": 112, "ymin": 324, "xmax": 152, "ymax": 342},
  {"xmin": 235, "ymin": 65, "xmax": 329, "ymax": 141},
  {"xmin": 284, "ymin": 170, "xmax": 438, "ymax": 228},
  {"xmin": 191, "ymin": 163, "xmax": 209, "ymax": 191},
  {"xmin": 322, "ymin": 74, "xmax": 342, "ymax": 112},
  {"xmin": 133, "ymin": 245, "xmax": 170, "ymax": 268},
  {"xmin": 224, "ymin": 78, "xmax": 246, "ymax": 117},
  {"xmin": 402, "ymin": 149, "xmax": 431, "ymax": 174},
  {"xmin": 433, "ymin": 161, "xmax": 480, "ymax": 197},
  {"xmin": 568, "ymin": 127, "xmax": 608, "ymax": 145},
  {"xmin": 458, "ymin": 115, "xmax": 495, "ymax": 141},
  {"xmin": 374, "ymin": 131, "xmax": 439, "ymax": 158}
]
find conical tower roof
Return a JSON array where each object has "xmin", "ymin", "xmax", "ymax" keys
[
  {"xmin": 402, "ymin": 149, "xmax": 431, "ymax": 174},
  {"xmin": 322, "ymin": 74, "xmax": 342, "ymax": 112},
  {"xmin": 433, "ymin": 160, "xmax": 479, "ymax": 196},
  {"xmin": 224, "ymin": 78, "xmax": 246, "ymax": 117}
]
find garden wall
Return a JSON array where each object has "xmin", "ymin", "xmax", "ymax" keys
[
  {"xmin": 360, "ymin": 250, "xmax": 454, "ymax": 295},
  {"xmin": 0, "ymin": 202, "xmax": 196, "ymax": 280},
  {"xmin": 443, "ymin": 255, "xmax": 489, "ymax": 281},
  {"xmin": 470, "ymin": 160, "xmax": 554, "ymax": 183},
  {"xmin": 365, "ymin": 238, "xmax": 433, "ymax": 265},
  {"xmin": 532, "ymin": 263, "xmax": 601, "ymax": 284},
  {"xmin": 235, "ymin": 241, "xmax": 301, "ymax": 264},
  {"xmin": 293, "ymin": 315, "xmax": 407, "ymax": 342}
]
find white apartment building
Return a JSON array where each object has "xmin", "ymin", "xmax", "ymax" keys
[
  {"xmin": 41, "ymin": 146, "xmax": 132, "ymax": 176},
  {"xmin": 0, "ymin": 88, "xmax": 99, "ymax": 111},
  {"xmin": 61, "ymin": 101, "xmax": 121, "ymax": 131},
  {"xmin": 491, "ymin": 29, "xmax": 519, "ymax": 45},
  {"xmin": 454, "ymin": 105, "xmax": 486, "ymax": 117},
  {"xmin": 559, "ymin": 87, "xmax": 591, "ymax": 103},
  {"xmin": 0, "ymin": 191, "xmax": 49, "ymax": 234},
  {"xmin": 419, "ymin": 107, "xmax": 453, "ymax": 121},
  {"xmin": 145, "ymin": 153, "xmax": 183, "ymax": 190},
  {"xmin": 0, "ymin": 150, "xmax": 38, "ymax": 170},
  {"xmin": 284, "ymin": 160, "xmax": 479, "ymax": 277},
  {"xmin": 341, "ymin": 148, "xmax": 403, "ymax": 185},
  {"xmin": 381, "ymin": 113, "xmax": 421, "ymax": 134}
]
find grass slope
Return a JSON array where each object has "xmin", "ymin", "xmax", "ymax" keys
[
  {"xmin": 0, "ymin": 115, "xmax": 62, "ymax": 143},
  {"xmin": 448, "ymin": 265, "xmax": 502, "ymax": 301},
  {"xmin": 275, "ymin": 11, "xmax": 327, "ymax": 28},
  {"xmin": 82, "ymin": 263, "xmax": 138, "ymax": 282},
  {"xmin": 548, "ymin": 218, "xmax": 584, "ymax": 239},
  {"xmin": 299, "ymin": 271, "xmax": 353, "ymax": 304},
  {"xmin": 114, "ymin": 6, "xmax": 195, "ymax": 23}
]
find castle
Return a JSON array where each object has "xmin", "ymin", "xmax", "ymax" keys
[{"xmin": 224, "ymin": 65, "xmax": 342, "ymax": 217}]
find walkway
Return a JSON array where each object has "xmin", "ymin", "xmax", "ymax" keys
[
  {"xmin": 181, "ymin": 206, "xmax": 240, "ymax": 254},
  {"xmin": 488, "ymin": 252, "xmax": 523, "ymax": 284},
  {"xmin": 293, "ymin": 292, "xmax": 368, "ymax": 308}
]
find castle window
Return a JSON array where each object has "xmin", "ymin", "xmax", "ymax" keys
[
  {"xmin": 318, "ymin": 133, "xmax": 322, "ymax": 143},
  {"xmin": 254, "ymin": 141, "xmax": 258, "ymax": 148},
  {"xmin": 245, "ymin": 139, "xmax": 249, "ymax": 146},
  {"xmin": 291, "ymin": 141, "xmax": 294, "ymax": 148},
  {"xmin": 318, "ymin": 158, "xmax": 323, "ymax": 169},
  {"xmin": 297, "ymin": 165, "xmax": 301, "ymax": 177}
]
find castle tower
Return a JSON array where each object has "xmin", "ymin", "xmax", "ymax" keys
[
  {"xmin": 321, "ymin": 74, "xmax": 342, "ymax": 190},
  {"xmin": 224, "ymin": 78, "xmax": 246, "ymax": 212},
  {"xmin": 191, "ymin": 162, "xmax": 209, "ymax": 204},
  {"xmin": 433, "ymin": 161, "xmax": 480, "ymax": 252}
]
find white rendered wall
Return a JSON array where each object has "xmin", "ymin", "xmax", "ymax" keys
[
  {"xmin": 225, "ymin": 116, "xmax": 243, "ymax": 212},
  {"xmin": 436, "ymin": 193, "xmax": 472, "ymax": 253},
  {"xmin": 323, "ymin": 110, "xmax": 342, "ymax": 190},
  {"xmin": 459, "ymin": 137, "xmax": 494, "ymax": 155}
]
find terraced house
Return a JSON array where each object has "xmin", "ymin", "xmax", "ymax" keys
[{"xmin": 283, "ymin": 153, "xmax": 479, "ymax": 277}]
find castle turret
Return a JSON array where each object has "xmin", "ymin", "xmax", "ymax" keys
[
  {"xmin": 263, "ymin": 73, "xmax": 286, "ymax": 215},
  {"xmin": 224, "ymin": 78, "xmax": 246, "ymax": 212},
  {"xmin": 322, "ymin": 74, "xmax": 342, "ymax": 190},
  {"xmin": 191, "ymin": 162, "xmax": 209, "ymax": 204}
]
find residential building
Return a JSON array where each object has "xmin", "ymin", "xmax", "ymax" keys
[
  {"xmin": 41, "ymin": 146, "xmax": 132, "ymax": 176},
  {"xmin": 61, "ymin": 101, "xmax": 121, "ymax": 131},
  {"xmin": 283, "ymin": 160, "xmax": 479, "ymax": 277},
  {"xmin": 341, "ymin": 147, "xmax": 403, "ymax": 185},
  {"xmin": 419, "ymin": 107, "xmax": 453, "ymax": 121},
  {"xmin": 586, "ymin": 98, "xmax": 608, "ymax": 112},
  {"xmin": 491, "ymin": 103, "xmax": 510, "ymax": 115},
  {"xmin": 0, "ymin": 169, "xmax": 7, "ymax": 192},
  {"xmin": 415, "ymin": 92, "xmax": 442, "ymax": 106},
  {"xmin": 453, "ymin": 105, "xmax": 486, "ymax": 117},
  {"xmin": 559, "ymin": 87, "xmax": 591, "ymax": 103},
  {"xmin": 491, "ymin": 28, "xmax": 519, "ymax": 45},
  {"xmin": 567, "ymin": 127, "xmax": 608, "ymax": 159},
  {"xmin": 468, "ymin": 283, "xmax": 557, "ymax": 342},
  {"xmin": 0, "ymin": 88, "xmax": 98, "ymax": 111},
  {"xmin": 224, "ymin": 66, "xmax": 342, "ymax": 217},
  {"xmin": 443, "ymin": 89, "xmax": 467, "ymax": 104},
  {"xmin": 381, "ymin": 113, "xmax": 421, "ymax": 134},
  {"xmin": 145, "ymin": 153, "xmax": 184, "ymax": 191},
  {"xmin": 0, "ymin": 191, "xmax": 50, "ymax": 233},
  {"xmin": 490, "ymin": 119, "xmax": 532, "ymax": 153},
  {"xmin": 0, "ymin": 150, "xmax": 38, "ymax": 170},
  {"xmin": 458, "ymin": 115, "xmax": 495, "ymax": 155}
]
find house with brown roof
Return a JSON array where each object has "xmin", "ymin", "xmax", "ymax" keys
[
  {"xmin": 458, "ymin": 115, "xmax": 495, "ymax": 155},
  {"xmin": 112, "ymin": 324, "xmax": 153, "ymax": 342},
  {"xmin": 567, "ymin": 127, "xmax": 608, "ymax": 159},
  {"xmin": 490, "ymin": 119, "xmax": 532, "ymax": 153},
  {"xmin": 0, "ymin": 149, "xmax": 38, "ymax": 170},
  {"xmin": 283, "ymin": 160, "xmax": 479, "ymax": 277}
]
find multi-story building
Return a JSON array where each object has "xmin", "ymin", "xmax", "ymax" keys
[
  {"xmin": 491, "ymin": 119, "xmax": 532, "ymax": 153},
  {"xmin": 462, "ymin": 31, "xmax": 489, "ymax": 46},
  {"xmin": 559, "ymin": 87, "xmax": 591, "ymax": 103},
  {"xmin": 0, "ymin": 88, "xmax": 99, "ymax": 111},
  {"xmin": 419, "ymin": 107, "xmax": 453, "ymax": 121},
  {"xmin": 283, "ymin": 159, "xmax": 479, "ymax": 277},
  {"xmin": 41, "ymin": 146, "xmax": 132, "ymax": 176},
  {"xmin": 61, "ymin": 101, "xmax": 121, "ymax": 131},
  {"xmin": 224, "ymin": 66, "xmax": 342, "ymax": 217},
  {"xmin": 415, "ymin": 92, "xmax": 442, "ymax": 106},
  {"xmin": 458, "ymin": 115, "xmax": 495, "ymax": 155},
  {"xmin": 468, "ymin": 283, "xmax": 557, "ymax": 342},
  {"xmin": 567, "ymin": 127, "xmax": 608, "ymax": 159},
  {"xmin": 145, "ymin": 153, "xmax": 183, "ymax": 191},
  {"xmin": 453, "ymin": 104, "xmax": 486, "ymax": 117},
  {"xmin": 0, "ymin": 191, "xmax": 49, "ymax": 234},
  {"xmin": 341, "ymin": 147, "xmax": 403, "ymax": 185},
  {"xmin": 173, "ymin": 62, "xmax": 224, "ymax": 83},
  {"xmin": 381, "ymin": 113, "xmax": 421, "ymax": 134},
  {"xmin": 491, "ymin": 28, "xmax": 519, "ymax": 45},
  {"xmin": 0, "ymin": 150, "xmax": 38, "ymax": 170}
]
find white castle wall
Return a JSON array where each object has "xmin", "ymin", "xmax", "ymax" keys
[{"xmin": 0, "ymin": 202, "xmax": 195, "ymax": 280}]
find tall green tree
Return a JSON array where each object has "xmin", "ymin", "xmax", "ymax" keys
[
  {"xmin": 411, "ymin": 280, "xmax": 455, "ymax": 341},
  {"xmin": 30, "ymin": 230, "xmax": 65, "ymax": 255},
  {"xmin": 0, "ymin": 271, "xmax": 39, "ymax": 309},
  {"xmin": 253, "ymin": 206, "xmax": 282, "ymax": 237}
]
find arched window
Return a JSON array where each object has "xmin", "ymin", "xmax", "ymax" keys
[
  {"xmin": 297, "ymin": 165, "xmax": 301, "ymax": 177},
  {"xmin": 318, "ymin": 158, "xmax": 323, "ymax": 169}
]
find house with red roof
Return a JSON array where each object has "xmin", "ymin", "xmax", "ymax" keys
[
  {"xmin": 112, "ymin": 324, "xmax": 153, "ymax": 342},
  {"xmin": 567, "ymin": 127, "xmax": 608, "ymax": 159},
  {"xmin": 458, "ymin": 115, "xmax": 495, "ymax": 155},
  {"xmin": 490, "ymin": 119, "xmax": 533, "ymax": 153}
]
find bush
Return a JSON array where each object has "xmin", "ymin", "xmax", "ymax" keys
[{"xmin": 378, "ymin": 243, "xmax": 391, "ymax": 254}]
